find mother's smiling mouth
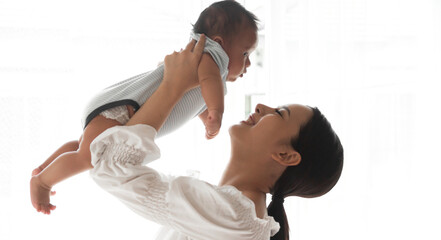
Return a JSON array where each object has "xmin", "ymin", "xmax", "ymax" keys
[{"xmin": 241, "ymin": 114, "xmax": 255, "ymax": 126}]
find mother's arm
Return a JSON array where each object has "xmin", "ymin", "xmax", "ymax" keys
[
  {"xmin": 89, "ymin": 35, "xmax": 206, "ymax": 226},
  {"xmin": 126, "ymin": 35, "xmax": 206, "ymax": 131}
]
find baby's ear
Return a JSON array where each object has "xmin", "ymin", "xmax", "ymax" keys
[
  {"xmin": 271, "ymin": 146, "xmax": 301, "ymax": 167},
  {"xmin": 212, "ymin": 36, "xmax": 224, "ymax": 46}
]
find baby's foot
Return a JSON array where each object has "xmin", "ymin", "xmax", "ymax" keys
[{"xmin": 30, "ymin": 176, "xmax": 56, "ymax": 214}]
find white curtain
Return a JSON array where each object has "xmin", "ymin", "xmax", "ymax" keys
[{"xmin": 1, "ymin": 0, "xmax": 440, "ymax": 239}]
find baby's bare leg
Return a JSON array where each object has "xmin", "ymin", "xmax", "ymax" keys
[
  {"xmin": 30, "ymin": 115, "xmax": 122, "ymax": 214},
  {"xmin": 32, "ymin": 140, "xmax": 80, "ymax": 176}
]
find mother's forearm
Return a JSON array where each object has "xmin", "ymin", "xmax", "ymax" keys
[{"xmin": 125, "ymin": 80, "xmax": 184, "ymax": 131}]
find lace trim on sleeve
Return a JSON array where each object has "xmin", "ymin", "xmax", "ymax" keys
[{"xmin": 90, "ymin": 124, "xmax": 160, "ymax": 167}]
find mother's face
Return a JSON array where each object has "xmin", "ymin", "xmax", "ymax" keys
[{"xmin": 229, "ymin": 103, "xmax": 313, "ymax": 153}]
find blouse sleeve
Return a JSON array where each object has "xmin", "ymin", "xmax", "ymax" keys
[{"xmin": 89, "ymin": 124, "xmax": 171, "ymax": 226}]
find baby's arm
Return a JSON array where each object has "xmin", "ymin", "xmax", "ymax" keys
[{"xmin": 198, "ymin": 53, "xmax": 224, "ymax": 139}]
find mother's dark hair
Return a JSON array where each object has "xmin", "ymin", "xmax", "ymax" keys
[{"xmin": 268, "ymin": 107, "xmax": 344, "ymax": 240}]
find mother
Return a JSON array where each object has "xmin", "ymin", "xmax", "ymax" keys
[{"xmin": 90, "ymin": 37, "xmax": 343, "ymax": 240}]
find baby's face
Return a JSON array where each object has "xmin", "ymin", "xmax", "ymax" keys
[{"xmin": 223, "ymin": 27, "xmax": 258, "ymax": 82}]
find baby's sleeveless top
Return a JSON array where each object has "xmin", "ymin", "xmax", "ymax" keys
[{"xmin": 81, "ymin": 33, "xmax": 229, "ymax": 138}]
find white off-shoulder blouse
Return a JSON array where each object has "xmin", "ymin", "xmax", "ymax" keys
[{"xmin": 89, "ymin": 124, "xmax": 280, "ymax": 240}]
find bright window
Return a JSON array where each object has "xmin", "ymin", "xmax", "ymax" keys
[{"xmin": 1, "ymin": 1, "xmax": 440, "ymax": 239}]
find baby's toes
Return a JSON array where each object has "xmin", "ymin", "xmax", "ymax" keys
[
  {"xmin": 41, "ymin": 204, "xmax": 55, "ymax": 215},
  {"xmin": 42, "ymin": 207, "xmax": 50, "ymax": 215},
  {"xmin": 32, "ymin": 202, "xmax": 41, "ymax": 212},
  {"xmin": 50, "ymin": 204, "xmax": 56, "ymax": 211}
]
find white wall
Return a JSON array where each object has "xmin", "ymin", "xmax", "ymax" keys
[{"xmin": 1, "ymin": 0, "xmax": 440, "ymax": 239}]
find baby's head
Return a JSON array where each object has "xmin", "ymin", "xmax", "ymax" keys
[{"xmin": 193, "ymin": 0, "xmax": 259, "ymax": 81}]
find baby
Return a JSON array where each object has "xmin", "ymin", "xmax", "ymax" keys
[{"xmin": 30, "ymin": 0, "xmax": 258, "ymax": 214}]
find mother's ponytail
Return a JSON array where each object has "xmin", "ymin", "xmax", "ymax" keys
[{"xmin": 268, "ymin": 194, "xmax": 288, "ymax": 240}]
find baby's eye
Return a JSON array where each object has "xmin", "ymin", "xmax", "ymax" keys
[{"xmin": 243, "ymin": 52, "xmax": 249, "ymax": 57}]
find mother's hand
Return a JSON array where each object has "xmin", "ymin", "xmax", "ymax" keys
[{"xmin": 162, "ymin": 34, "xmax": 206, "ymax": 94}]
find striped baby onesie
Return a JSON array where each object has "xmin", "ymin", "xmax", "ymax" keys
[{"xmin": 81, "ymin": 33, "xmax": 229, "ymax": 138}]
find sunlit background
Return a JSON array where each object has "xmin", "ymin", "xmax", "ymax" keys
[{"xmin": 1, "ymin": 0, "xmax": 440, "ymax": 239}]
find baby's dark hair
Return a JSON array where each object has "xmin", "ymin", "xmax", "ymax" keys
[{"xmin": 192, "ymin": 0, "xmax": 258, "ymax": 41}]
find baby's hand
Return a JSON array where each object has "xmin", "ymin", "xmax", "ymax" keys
[
  {"xmin": 30, "ymin": 176, "xmax": 56, "ymax": 215},
  {"xmin": 205, "ymin": 110, "xmax": 222, "ymax": 139}
]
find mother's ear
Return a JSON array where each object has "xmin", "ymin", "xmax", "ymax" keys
[{"xmin": 271, "ymin": 146, "xmax": 301, "ymax": 166}]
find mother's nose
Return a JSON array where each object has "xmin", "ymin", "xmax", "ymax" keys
[{"xmin": 255, "ymin": 103, "xmax": 270, "ymax": 114}]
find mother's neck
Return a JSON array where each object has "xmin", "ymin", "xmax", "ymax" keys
[
  {"xmin": 218, "ymin": 148, "xmax": 284, "ymax": 218},
  {"xmin": 219, "ymin": 145, "xmax": 284, "ymax": 189}
]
